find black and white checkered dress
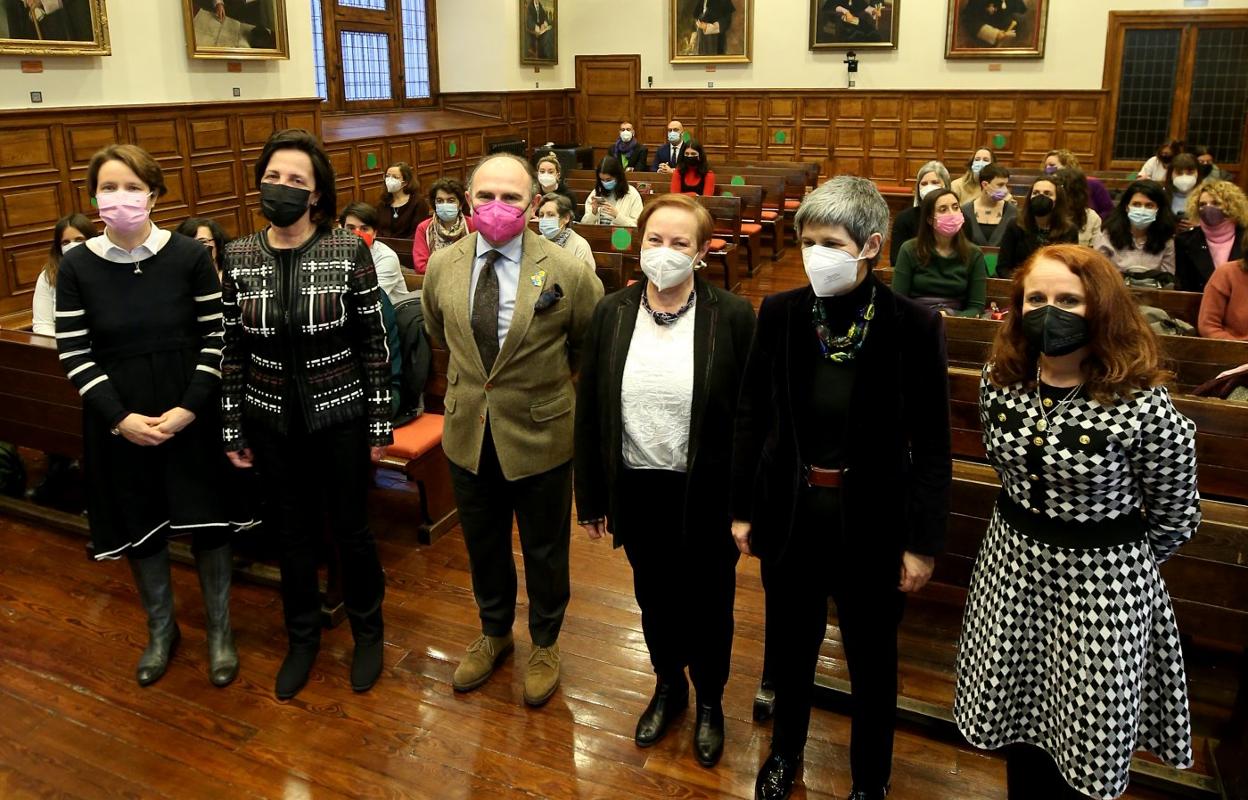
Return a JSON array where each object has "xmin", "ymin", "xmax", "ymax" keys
[{"xmin": 954, "ymin": 368, "xmax": 1199, "ymax": 799}]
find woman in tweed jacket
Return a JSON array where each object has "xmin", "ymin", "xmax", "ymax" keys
[{"xmin": 221, "ymin": 129, "xmax": 393, "ymax": 700}]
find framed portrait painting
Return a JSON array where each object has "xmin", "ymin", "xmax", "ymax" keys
[
  {"xmin": 946, "ymin": 0, "xmax": 1048, "ymax": 59},
  {"xmin": 670, "ymin": 0, "xmax": 752, "ymax": 65},
  {"xmin": 183, "ymin": 0, "xmax": 289, "ymax": 60},
  {"xmin": 0, "ymin": 0, "xmax": 109, "ymax": 57},
  {"xmin": 519, "ymin": 0, "xmax": 557, "ymax": 66},
  {"xmin": 810, "ymin": 0, "xmax": 899, "ymax": 51}
]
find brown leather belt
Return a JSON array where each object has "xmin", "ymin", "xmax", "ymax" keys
[{"xmin": 803, "ymin": 465, "xmax": 845, "ymax": 488}]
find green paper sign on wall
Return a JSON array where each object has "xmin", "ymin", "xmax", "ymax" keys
[
  {"xmin": 774, "ymin": 130, "xmax": 788, "ymax": 144},
  {"xmin": 730, "ymin": 175, "xmax": 745, "ymax": 186},
  {"xmin": 992, "ymin": 134, "xmax": 1007, "ymax": 149},
  {"xmin": 611, "ymin": 228, "xmax": 632, "ymax": 251},
  {"xmin": 682, "ymin": 131, "xmax": 692, "ymax": 143},
  {"xmin": 365, "ymin": 153, "xmax": 378, "ymax": 169},
  {"xmin": 449, "ymin": 141, "xmax": 458, "ymax": 157}
]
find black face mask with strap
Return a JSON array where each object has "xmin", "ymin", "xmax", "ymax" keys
[{"xmin": 1022, "ymin": 305, "xmax": 1089, "ymax": 356}]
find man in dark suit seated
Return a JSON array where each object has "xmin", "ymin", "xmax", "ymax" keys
[{"xmin": 652, "ymin": 120, "xmax": 689, "ymax": 174}]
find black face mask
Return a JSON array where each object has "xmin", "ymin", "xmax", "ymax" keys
[
  {"xmin": 1029, "ymin": 195, "xmax": 1054, "ymax": 216},
  {"xmin": 1159, "ymin": 153, "xmax": 1173, "ymax": 165},
  {"xmin": 260, "ymin": 183, "xmax": 313, "ymax": 228},
  {"xmin": 1022, "ymin": 305, "xmax": 1089, "ymax": 357},
  {"xmin": 1197, "ymin": 164, "xmax": 1213, "ymax": 181}
]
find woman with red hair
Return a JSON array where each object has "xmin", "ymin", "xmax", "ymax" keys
[{"xmin": 954, "ymin": 245, "xmax": 1200, "ymax": 799}]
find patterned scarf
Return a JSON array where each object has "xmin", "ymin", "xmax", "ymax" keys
[
  {"xmin": 641, "ymin": 286, "xmax": 696, "ymax": 326},
  {"xmin": 812, "ymin": 286, "xmax": 876, "ymax": 363},
  {"xmin": 551, "ymin": 226, "xmax": 572, "ymax": 248},
  {"xmin": 427, "ymin": 213, "xmax": 468, "ymax": 253}
]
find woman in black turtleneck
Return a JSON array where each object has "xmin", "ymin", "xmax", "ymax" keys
[{"xmin": 732, "ymin": 176, "xmax": 952, "ymax": 800}]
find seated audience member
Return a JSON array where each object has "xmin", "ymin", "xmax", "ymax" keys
[
  {"xmin": 536, "ymin": 193, "xmax": 594, "ymax": 268},
  {"xmin": 1165, "ymin": 153, "xmax": 1201, "ymax": 222},
  {"xmin": 341, "ymin": 202, "xmax": 415, "ymax": 306},
  {"xmin": 32, "ymin": 213, "xmax": 97, "ymax": 336},
  {"xmin": 582, "ymin": 156, "xmax": 643, "ymax": 226},
  {"xmin": 413, "ymin": 177, "xmax": 474, "ymax": 274},
  {"xmin": 1139, "ymin": 139, "xmax": 1183, "ymax": 182},
  {"xmin": 893, "ymin": 189, "xmax": 988, "ymax": 317},
  {"xmin": 1092, "ymin": 180, "xmax": 1176, "ymax": 276},
  {"xmin": 1045, "ymin": 150, "xmax": 1113, "ymax": 219},
  {"xmin": 653, "ymin": 120, "xmax": 688, "ymax": 173},
  {"xmin": 535, "ymin": 153, "xmax": 578, "ymax": 212},
  {"xmin": 670, "ymin": 139, "xmax": 716, "ymax": 196},
  {"xmin": 997, "ymin": 176, "xmax": 1078, "ymax": 277},
  {"xmin": 890, "ymin": 160, "xmax": 951, "ymax": 264},
  {"xmin": 175, "ymin": 217, "xmax": 229, "ymax": 278},
  {"xmin": 609, "ymin": 121, "xmax": 647, "ymax": 172},
  {"xmin": 1176, "ymin": 179, "xmax": 1248, "ymax": 293},
  {"xmin": 1053, "ymin": 167, "xmax": 1102, "ymax": 246},
  {"xmin": 962, "ymin": 163, "xmax": 1017, "ymax": 248},
  {"xmin": 1198, "ymin": 259, "xmax": 1248, "ymax": 340},
  {"xmin": 377, "ymin": 162, "xmax": 430, "ymax": 238},
  {"xmin": 950, "ymin": 147, "xmax": 994, "ymax": 205},
  {"xmin": 1191, "ymin": 145, "xmax": 1232, "ymax": 182}
]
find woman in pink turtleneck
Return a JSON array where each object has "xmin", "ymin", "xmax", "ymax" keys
[
  {"xmin": 1198, "ymin": 260, "xmax": 1248, "ymax": 340},
  {"xmin": 1176, "ymin": 180, "xmax": 1247, "ymax": 293}
]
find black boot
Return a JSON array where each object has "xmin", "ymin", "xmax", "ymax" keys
[
  {"xmin": 195, "ymin": 544, "xmax": 239, "ymax": 687},
  {"xmin": 693, "ymin": 700, "xmax": 726, "ymax": 767},
  {"xmin": 847, "ymin": 788, "xmax": 889, "ymax": 800},
  {"xmin": 128, "ymin": 549, "xmax": 181, "ymax": 687},
  {"xmin": 344, "ymin": 531, "xmax": 386, "ymax": 693},
  {"xmin": 634, "ymin": 676, "xmax": 689, "ymax": 747},
  {"xmin": 755, "ymin": 750, "xmax": 803, "ymax": 800},
  {"xmin": 753, "ymin": 678, "xmax": 776, "ymax": 722},
  {"xmin": 275, "ymin": 645, "xmax": 319, "ymax": 700},
  {"xmin": 350, "ymin": 637, "xmax": 384, "ymax": 694}
]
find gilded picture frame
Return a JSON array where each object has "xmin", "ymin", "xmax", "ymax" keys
[
  {"xmin": 183, "ymin": 0, "xmax": 289, "ymax": 61},
  {"xmin": 810, "ymin": 0, "xmax": 900, "ymax": 51},
  {"xmin": 0, "ymin": 0, "xmax": 110, "ymax": 57},
  {"xmin": 946, "ymin": 0, "xmax": 1048, "ymax": 59},
  {"xmin": 519, "ymin": 0, "xmax": 557, "ymax": 66},
  {"xmin": 670, "ymin": 0, "xmax": 753, "ymax": 65}
]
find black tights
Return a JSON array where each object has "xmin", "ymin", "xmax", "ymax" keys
[
  {"xmin": 128, "ymin": 528, "xmax": 229, "ymax": 561},
  {"xmin": 1005, "ymin": 745, "xmax": 1090, "ymax": 800}
]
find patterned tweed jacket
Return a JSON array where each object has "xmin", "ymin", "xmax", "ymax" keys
[{"xmin": 221, "ymin": 227, "xmax": 393, "ymax": 450}]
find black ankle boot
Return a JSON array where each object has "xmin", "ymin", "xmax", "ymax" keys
[
  {"xmin": 846, "ymin": 786, "xmax": 889, "ymax": 800},
  {"xmin": 693, "ymin": 700, "xmax": 725, "ymax": 767},
  {"xmin": 634, "ymin": 677, "xmax": 689, "ymax": 747},
  {"xmin": 755, "ymin": 750, "xmax": 803, "ymax": 800},
  {"xmin": 275, "ymin": 645, "xmax": 319, "ymax": 700},
  {"xmin": 753, "ymin": 678, "xmax": 776, "ymax": 722},
  {"xmin": 351, "ymin": 640, "xmax": 384, "ymax": 693},
  {"xmin": 195, "ymin": 544, "xmax": 239, "ymax": 687},
  {"xmin": 129, "ymin": 549, "xmax": 181, "ymax": 687}
]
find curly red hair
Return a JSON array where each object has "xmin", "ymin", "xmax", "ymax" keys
[{"xmin": 988, "ymin": 244, "xmax": 1172, "ymax": 403}]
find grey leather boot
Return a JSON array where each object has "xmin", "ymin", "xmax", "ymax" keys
[
  {"xmin": 128, "ymin": 548, "xmax": 181, "ymax": 686},
  {"xmin": 195, "ymin": 544, "xmax": 239, "ymax": 687}
]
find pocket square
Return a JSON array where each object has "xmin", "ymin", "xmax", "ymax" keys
[{"xmin": 534, "ymin": 283, "xmax": 564, "ymax": 312}]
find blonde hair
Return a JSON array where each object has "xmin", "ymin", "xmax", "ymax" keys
[
  {"xmin": 1186, "ymin": 179, "xmax": 1248, "ymax": 226},
  {"xmin": 536, "ymin": 153, "xmax": 562, "ymax": 178},
  {"xmin": 1047, "ymin": 149, "xmax": 1081, "ymax": 170}
]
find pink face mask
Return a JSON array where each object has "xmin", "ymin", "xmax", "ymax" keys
[
  {"xmin": 473, "ymin": 199, "xmax": 527, "ymax": 245},
  {"xmin": 934, "ymin": 213, "xmax": 965, "ymax": 237},
  {"xmin": 97, "ymin": 190, "xmax": 152, "ymax": 235}
]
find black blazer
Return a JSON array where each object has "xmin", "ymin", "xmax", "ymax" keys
[
  {"xmin": 1175, "ymin": 225, "xmax": 1244, "ymax": 293},
  {"xmin": 574, "ymin": 277, "xmax": 756, "ymax": 545},
  {"xmin": 731, "ymin": 276, "xmax": 951, "ymax": 564},
  {"xmin": 652, "ymin": 142, "xmax": 687, "ymax": 171},
  {"xmin": 889, "ymin": 206, "xmax": 920, "ymax": 265}
]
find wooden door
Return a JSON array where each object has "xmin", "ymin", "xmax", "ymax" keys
[{"xmin": 575, "ymin": 55, "xmax": 640, "ymax": 159}]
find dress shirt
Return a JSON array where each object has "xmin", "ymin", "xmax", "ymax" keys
[
  {"xmin": 86, "ymin": 224, "xmax": 172, "ymax": 266},
  {"xmin": 469, "ymin": 231, "xmax": 523, "ymax": 347}
]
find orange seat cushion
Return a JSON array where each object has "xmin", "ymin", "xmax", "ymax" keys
[
  {"xmin": 784, "ymin": 199, "xmax": 801, "ymax": 210},
  {"xmin": 740, "ymin": 223, "xmax": 763, "ymax": 235},
  {"xmin": 761, "ymin": 210, "xmax": 779, "ymax": 220},
  {"xmin": 385, "ymin": 413, "xmax": 444, "ymax": 460},
  {"xmin": 709, "ymin": 237, "xmax": 728, "ymax": 251}
]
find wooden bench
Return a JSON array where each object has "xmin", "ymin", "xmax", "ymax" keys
[
  {"xmin": 376, "ymin": 235, "xmax": 416, "ymax": 272},
  {"xmin": 593, "ymin": 251, "xmax": 628, "ymax": 295}
]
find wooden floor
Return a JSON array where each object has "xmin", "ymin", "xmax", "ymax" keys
[{"xmin": 0, "ymin": 250, "xmax": 1183, "ymax": 800}]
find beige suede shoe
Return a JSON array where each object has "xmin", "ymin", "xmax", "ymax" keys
[
  {"xmin": 523, "ymin": 643, "xmax": 561, "ymax": 707},
  {"xmin": 452, "ymin": 633, "xmax": 514, "ymax": 692}
]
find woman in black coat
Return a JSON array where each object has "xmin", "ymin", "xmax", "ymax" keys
[
  {"xmin": 734, "ymin": 176, "xmax": 952, "ymax": 800},
  {"xmin": 575, "ymin": 193, "xmax": 755, "ymax": 770}
]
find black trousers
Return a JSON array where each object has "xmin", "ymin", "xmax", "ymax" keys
[
  {"xmin": 1005, "ymin": 745, "xmax": 1090, "ymax": 799},
  {"xmin": 764, "ymin": 486, "xmax": 905, "ymax": 792},
  {"xmin": 249, "ymin": 417, "xmax": 384, "ymax": 649},
  {"xmin": 447, "ymin": 425, "xmax": 572, "ymax": 647},
  {"xmin": 616, "ymin": 469, "xmax": 740, "ymax": 700}
]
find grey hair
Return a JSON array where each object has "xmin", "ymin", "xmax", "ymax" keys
[
  {"xmin": 469, "ymin": 152, "xmax": 539, "ymax": 200},
  {"xmin": 913, "ymin": 160, "xmax": 951, "ymax": 205},
  {"xmin": 539, "ymin": 192, "xmax": 574, "ymax": 220},
  {"xmin": 794, "ymin": 175, "xmax": 889, "ymax": 263}
]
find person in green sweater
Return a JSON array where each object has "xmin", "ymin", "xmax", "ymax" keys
[{"xmin": 892, "ymin": 188, "xmax": 988, "ymax": 317}]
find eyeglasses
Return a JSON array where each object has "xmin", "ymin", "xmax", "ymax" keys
[{"xmin": 196, "ymin": 238, "xmax": 215, "ymax": 246}]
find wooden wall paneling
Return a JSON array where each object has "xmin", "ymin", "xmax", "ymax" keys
[
  {"xmin": 191, "ymin": 161, "xmax": 241, "ymax": 207},
  {"xmin": 239, "ymin": 113, "xmax": 281, "ymax": 150},
  {"xmin": 387, "ymin": 139, "xmax": 415, "ymax": 169},
  {"xmin": 0, "ymin": 128, "xmax": 57, "ymax": 174}
]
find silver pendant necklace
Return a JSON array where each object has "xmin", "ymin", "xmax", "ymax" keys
[{"xmin": 1034, "ymin": 363, "xmax": 1082, "ymax": 433}]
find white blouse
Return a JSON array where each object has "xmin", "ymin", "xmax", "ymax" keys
[
  {"xmin": 620, "ymin": 298, "xmax": 696, "ymax": 472},
  {"xmin": 581, "ymin": 186, "xmax": 643, "ymax": 227},
  {"xmin": 31, "ymin": 270, "xmax": 55, "ymax": 336}
]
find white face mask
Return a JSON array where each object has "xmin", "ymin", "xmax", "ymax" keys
[
  {"xmin": 61, "ymin": 241, "xmax": 82, "ymax": 255},
  {"xmin": 918, "ymin": 183, "xmax": 943, "ymax": 200},
  {"xmin": 1172, "ymin": 174, "xmax": 1197, "ymax": 193},
  {"xmin": 640, "ymin": 246, "xmax": 695, "ymax": 291},
  {"xmin": 803, "ymin": 244, "xmax": 869, "ymax": 297},
  {"xmin": 384, "ymin": 176, "xmax": 403, "ymax": 194},
  {"xmin": 620, "ymin": 130, "xmax": 634, "ymax": 142},
  {"xmin": 537, "ymin": 172, "xmax": 558, "ymax": 189}
]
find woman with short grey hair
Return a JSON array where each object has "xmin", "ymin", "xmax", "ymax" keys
[
  {"xmin": 890, "ymin": 160, "xmax": 952, "ymax": 264},
  {"xmin": 536, "ymin": 192, "xmax": 595, "ymax": 268},
  {"xmin": 733, "ymin": 175, "xmax": 952, "ymax": 800}
]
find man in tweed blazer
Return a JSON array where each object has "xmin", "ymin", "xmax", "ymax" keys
[{"xmin": 422, "ymin": 153, "xmax": 603, "ymax": 706}]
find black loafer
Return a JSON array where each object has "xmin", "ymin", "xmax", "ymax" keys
[
  {"xmin": 755, "ymin": 751, "xmax": 803, "ymax": 800},
  {"xmin": 753, "ymin": 678, "xmax": 776, "ymax": 722},
  {"xmin": 693, "ymin": 701, "xmax": 725, "ymax": 767},
  {"xmin": 634, "ymin": 678, "xmax": 689, "ymax": 747}
]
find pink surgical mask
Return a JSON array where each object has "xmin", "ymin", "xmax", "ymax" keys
[
  {"xmin": 473, "ymin": 199, "xmax": 527, "ymax": 245},
  {"xmin": 934, "ymin": 213, "xmax": 965, "ymax": 237},
  {"xmin": 97, "ymin": 191, "xmax": 152, "ymax": 235}
]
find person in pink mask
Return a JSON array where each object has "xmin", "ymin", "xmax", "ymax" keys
[
  {"xmin": 420, "ymin": 153, "xmax": 604, "ymax": 707},
  {"xmin": 54, "ymin": 144, "xmax": 243, "ymax": 690},
  {"xmin": 891, "ymin": 188, "xmax": 989, "ymax": 317}
]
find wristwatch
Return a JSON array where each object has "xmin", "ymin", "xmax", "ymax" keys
[{"xmin": 110, "ymin": 425, "xmax": 121, "ymax": 436}]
